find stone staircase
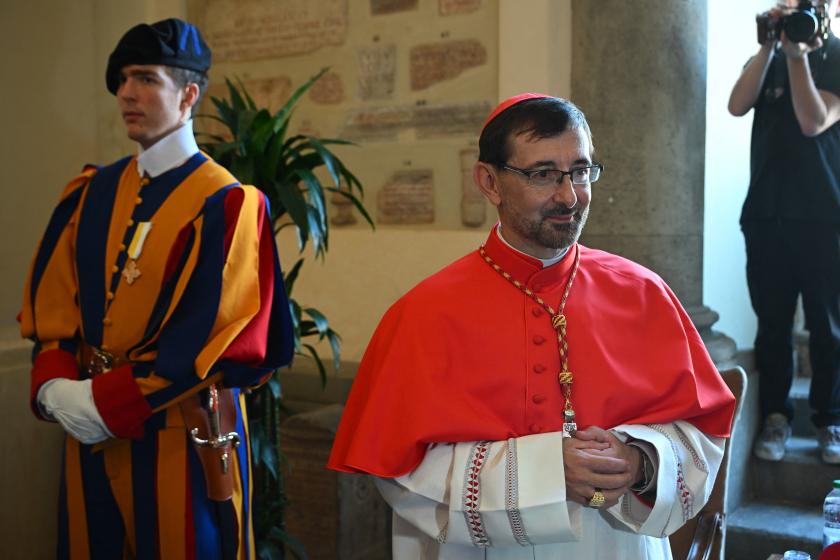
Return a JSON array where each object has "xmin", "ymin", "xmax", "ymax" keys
[{"xmin": 726, "ymin": 377, "xmax": 838, "ymax": 559}]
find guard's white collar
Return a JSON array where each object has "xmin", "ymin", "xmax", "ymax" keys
[
  {"xmin": 497, "ymin": 223, "xmax": 569, "ymax": 268},
  {"xmin": 136, "ymin": 120, "xmax": 199, "ymax": 178}
]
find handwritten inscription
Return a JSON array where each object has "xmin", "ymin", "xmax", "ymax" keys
[
  {"xmin": 371, "ymin": 0, "xmax": 418, "ymax": 14},
  {"xmin": 411, "ymin": 39, "xmax": 487, "ymax": 90},
  {"xmin": 309, "ymin": 72, "xmax": 345, "ymax": 104},
  {"xmin": 377, "ymin": 170, "xmax": 435, "ymax": 224},
  {"xmin": 342, "ymin": 101, "xmax": 491, "ymax": 141},
  {"xmin": 194, "ymin": 0, "xmax": 348, "ymax": 62},
  {"xmin": 357, "ymin": 45, "xmax": 396, "ymax": 100},
  {"xmin": 439, "ymin": 0, "xmax": 482, "ymax": 15}
]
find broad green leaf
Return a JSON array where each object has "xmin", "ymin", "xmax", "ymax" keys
[
  {"xmin": 272, "ymin": 178, "xmax": 310, "ymax": 248},
  {"xmin": 273, "ymin": 67, "xmax": 329, "ymax": 126},
  {"xmin": 283, "ymin": 258, "xmax": 305, "ymax": 297},
  {"xmin": 326, "ymin": 187, "xmax": 375, "ymax": 228},
  {"xmin": 314, "ymin": 137, "xmax": 356, "ymax": 147},
  {"xmin": 231, "ymin": 157, "xmax": 255, "ymax": 183},
  {"xmin": 267, "ymin": 377, "xmax": 282, "ymax": 400},
  {"xmin": 236, "ymin": 110, "xmax": 259, "ymax": 149},
  {"xmin": 260, "ymin": 444, "xmax": 278, "ymax": 479},
  {"xmin": 250, "ymin": 423, "xmax": 263, "ymax": 471},
  {"xmin": 327, "ymin": 328, "xmax": 342, "ymax": 373},
  {"xmin": 302, "ymin": 343, "xmax": 327, "ymax": 388},
  {"xmin": 305, "ymin": 206, "xmax": 326, "ymax": 257},
  {"xmin": 252, "ymin": 109, "xmax": 278, "ymax": 153},
  {"xmin": 304, "ymin": 307, "xmax": 329, "ymax": 337},
  {"xmin": 338, "ymin": 164, "xmax": 365, "ymax": 194},
  {"xmin": 304, "ymin": 137, "xmax": 341, "ymax": 187},
  {"xmin": 210, "ymin": 96, "xmax": 237, "ymax": 132},
  {"xmin": 298, "ymin": 320, "xmax": 319, "ymax": 337},
  {"xmin": 225, "ymin": 77, "xmax": 247, "ymax": 112},
  {"xmin": 295, "ymin": 168, "xmax": 327, "ymax": 230},
  {"xmin": 235, "ymin": 77, "xmax": 258, "ymax": 110}
]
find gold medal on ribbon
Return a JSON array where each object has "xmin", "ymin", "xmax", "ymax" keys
[{"xmin": 122, "ymin": 222, "xmax": 152, "ymax": 286}]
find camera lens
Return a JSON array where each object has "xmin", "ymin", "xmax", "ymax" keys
[{"xmin": 784, "ymin": 10, "xmax": 819, "ymax": 43}]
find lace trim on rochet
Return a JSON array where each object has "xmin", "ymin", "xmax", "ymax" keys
[
  {"xmin": 505, "ymin": 438, "xmax": 532, "ymax": 546},
  {"xmin": 648, "ymin": 424, "xmax": 693, "ymax": 521},
  {"xmin": 463, "ymin": 441, "xmax": 492, "ymax": 547}
]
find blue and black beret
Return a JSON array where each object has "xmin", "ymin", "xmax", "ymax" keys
[{"xmin": 106, "ymin": 18, "xmax": 211, "ymax": 94}]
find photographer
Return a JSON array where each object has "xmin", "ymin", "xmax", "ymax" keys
[{"xmin": 729, "ymin": 0, "xmax": 840, "ymax": 464}]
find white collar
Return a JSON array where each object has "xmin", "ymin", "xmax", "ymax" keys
[
  {"xmin": 496, "ymin": 223, "xmax": 569, "ymax": 268},
  {"xmin": 136, "ymin": 121, "xmax": 199, "ymax": 178}
]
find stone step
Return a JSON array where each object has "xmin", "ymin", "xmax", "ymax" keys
[
  {"xmin": 726, "ymin": 501, "xmax": 823, "ymax": 560},
  {"xmin": 752, "ymin": 436, "xmax": 840, "ymax": 506}
]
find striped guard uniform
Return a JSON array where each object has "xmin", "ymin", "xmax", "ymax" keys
[{"xmin": 20, "ymin": 150, "xmax": 294, "ymax": 559}]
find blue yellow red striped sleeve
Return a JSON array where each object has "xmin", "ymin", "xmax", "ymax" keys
[{"xmin": 20, "ymin": 167, "xmax": 96, "ymax": 418}]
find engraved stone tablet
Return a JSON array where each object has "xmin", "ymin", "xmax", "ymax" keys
[
  {"xmin": 371, "ymin": 0, "xmax": 418, "ymax": 14},
  {"xmin": 193, "ymin": 0, "xmax": 348, "ymax": 62},
  {"xmin": 357, "ymin": 45, "xmax": 396, "ymax": 100},
  {"xmin": 341, "ymin": 106, "xmax": 410, "ymax": 142},
  {"xmin": 377, "ymin": 170, "xmax": 435, "ymax": 224},
  {"xmin": 411, "ymin": 39, "xmax": 487, "ymax": 90},
  {"xmin": 413, "ymin": 101, "xmax": 491, "ymax": 138},
  {"xmin": 342, "ymin": 101, "xmax": 490, "ymax": 141},
  {"xmin": 309, "ymin": 72, "xmax": 345, "ymax": 105},
  {"xmin": 439, "ymin": 0, "xmax": 482, "ymax": 15},
  {"xmin": 460, "ymin": 148, "xmax": 486, "ymax": 227}
]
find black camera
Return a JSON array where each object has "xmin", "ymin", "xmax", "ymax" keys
[{"xmin": 756, "ymin": 0, "xmax": 832, "ymax": 44}]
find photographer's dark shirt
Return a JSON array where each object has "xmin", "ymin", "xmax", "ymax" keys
[{"xmin": 741, "ymin": 33, "xmax": 840, "ymax": 225}]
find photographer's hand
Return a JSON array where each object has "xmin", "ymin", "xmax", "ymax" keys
[
  {"xmin": 783, "ymin": 30, "xmax": 840, "ymax": 137},
  {"xmin": 780, "ymin": 30, "xmax": 823, "ymax": 59}
]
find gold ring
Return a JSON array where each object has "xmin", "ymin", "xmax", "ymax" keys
[{"xmin": 589, "ymin": 490, "xmax": 605, "ymax": 508}]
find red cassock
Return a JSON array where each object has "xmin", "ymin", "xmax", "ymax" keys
[{"xmin": 328, "ymin": 227, "xmax": 736, "ymax": 478}]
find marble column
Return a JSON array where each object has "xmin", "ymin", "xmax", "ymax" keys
[{"xmin": 570, "ymin": 0, "xmax": 736, "ymax": 366}]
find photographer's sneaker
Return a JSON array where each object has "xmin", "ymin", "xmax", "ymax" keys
[
  {"xmin": 818, "ymin": 426, "xmax": 840, "ymax": 464},
  {"xmin": 753, "ymin": 413, "xmax": 791, "ymax": 461}
]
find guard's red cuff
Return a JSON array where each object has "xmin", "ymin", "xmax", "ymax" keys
[
  {"xmin": 91, "ymin": 364, "xmax": 152, "ymax": 439},
  {"xmin": 30, "ymin": 349, "xmax": 79, "ymax": 420}
]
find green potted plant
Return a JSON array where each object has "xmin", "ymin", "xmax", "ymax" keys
[{"xmin": 198, "ymin": 67, "xmax": 373, "ymax": 559}]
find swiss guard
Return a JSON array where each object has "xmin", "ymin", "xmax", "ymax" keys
[{"xmin": 20, "ymin": 18, "xmax": 294, "ymax": 559}]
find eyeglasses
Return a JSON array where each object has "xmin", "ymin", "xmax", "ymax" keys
[{"xmin": 500, "ymin": 162, "xmax": 603, "ymax": 188}]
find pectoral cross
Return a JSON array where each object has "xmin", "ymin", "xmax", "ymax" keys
[{"xmin": 122, "ymin": 259, "xmax": 141, "ymax": 285}]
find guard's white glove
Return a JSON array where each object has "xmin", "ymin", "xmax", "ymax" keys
[{"xmin": 38, "ymin": 378, "xmax": 113, "ymax": 444}]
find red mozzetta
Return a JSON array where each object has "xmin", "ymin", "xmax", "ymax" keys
[{"xmin": 328, "ymin": 226, "xmax": 736, "ymax": 478}]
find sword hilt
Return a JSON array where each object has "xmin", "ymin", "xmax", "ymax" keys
[{"xmin": 189, "ymin": 384, "xmax": 241, "ymax": 473}]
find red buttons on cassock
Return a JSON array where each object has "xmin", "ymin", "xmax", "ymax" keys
[
  {"xmin": 532, "ymin": 394, "xmax": 546, "ymax": 404},
  {"xmin": 533, "ymin": 335, "xmax": 546, "ymax": 345},
  {"xmin": 532, "ymin": 307, "xmax": 543, "ymax": 317},
  {"xmin": 533, "ymin": 364, "xmax": 546, "ymax": 373},
  {"xmin": 529, "ymin": 423, "xmax": 542, "ymax": 432}
]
